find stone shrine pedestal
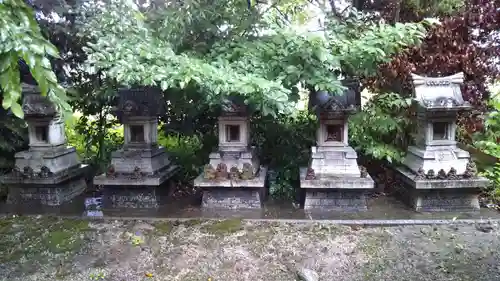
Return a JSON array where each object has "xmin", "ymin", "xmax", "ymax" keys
[
  {"xmin": 393, "ymin": 72, "xmax": 488, "ymax": 211},
  {"xmin": 1, "ymin": 90, "xmax": 88, "ymax": 206},
  {"xmin": 194, "ymin": 167, "xmax": 267, "ymax": 209},
  {"xmin": 300, "ymin": 80, "xmax": 374, "ymax": 211},
  {"xmin": 93, "ymin": 87, "xmax": 179, "ymax": 209},
  {"xmin": 300, "ymin": 168, "xmax": 374, "ymax": 210},
  {"xmin": 194, "ymin": 98, "xmax": 267, "ymax": 209},
  {"xmin": 394, "ymin": 166, "xmax": 488, "ymax": 211}
]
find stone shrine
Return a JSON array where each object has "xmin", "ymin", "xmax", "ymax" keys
[
  {"xmin": 0, "ymin": 84, "xmax": 88, "ymax": 205},
  {"xmin": 300, "ymin": 79, "xmax": 374, "ymax": 210},
  {"xmin": 394, "ymin": 72, "xmax": 489, "ymax": 211},
  {"xmin": 194, "ymin": 97, "xmax": 267, "ymax": 209},
  {"xmin": 93, "ymin": 87, "xmax": 179, "ymax": 208}
]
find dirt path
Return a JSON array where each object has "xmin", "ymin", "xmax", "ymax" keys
[{"xmin": 0, "ymin": 216, "xmax": 499, "ymax": 281}]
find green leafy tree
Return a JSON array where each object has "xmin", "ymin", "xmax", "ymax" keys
[
  {"xmin": 0, "ymin": 0, "xmax": 70, "ymax": 118},
  {"xmin": 81, "ymin": 0, "xmax": 436, "ymax": 116}
]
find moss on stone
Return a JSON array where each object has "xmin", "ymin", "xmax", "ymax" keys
[
  {"xmin": 202, "ymin": 219, "xmax": 244, "ymax": 235},
  {"xmin": 182, "ymin": 219, "xmax": 204, "ymax": 227},
  {"xmin": 154, "ymin": 221, "xmax": 174, "ymax": 234}
]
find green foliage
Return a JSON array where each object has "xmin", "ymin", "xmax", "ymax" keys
[
  {"xmin": 404, "ymin": 0, "xmax": 465, "ymax": 17},
  {"xmin": 0, "ymin": 109, "xmax": 27, "ymax": 169},
  {"xmin": 252, "ymin": 110, "xmax": 316, "ymax": 199},
  {"xmin": 349, "ymin": 92, "xmax": 413, "ymax": 163},
  {"xmin": 473, "ymin": 95, "xmax": 500, "ymax": 158},
  {"xmin": 80, "ymin": 0, "xmax": 434, "ymax": 117},
  {"xmin": 480, "ymin": 163, "xmax": 500, "ymax": 199},
  {"xmin": 0, "ymin": 108, "xmax": 27, "ymax": 198},
  {"xmin": 473, "ymin": 92, "xmax": 500, "ymax": 199},
  {"xmin": 0, "ymin": 0, "xmax": 70, "ymax": 117},
  {"xmin": 326, "ymin": 12, "xmax": 435, "ymax": 77},
  {"xmin": 65, "ymin": 114, "xmax": 123, "ymax": 172},
  {"xmin": 157, "ymin": 131, "xmax": 206, "ymax": 183}
]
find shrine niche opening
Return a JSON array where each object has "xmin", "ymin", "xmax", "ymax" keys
[
  {"xmin": 35, "ymin": 126, "xmax": 49, "ymax": 143},
  {"xmin": 130, "ymin": 125, "xmax": 145, "ymax": 143},
  {"xmin": 432, "ymin": 122, "xmax": 450, "ymax": 140},
  {"xmin": 325, "ymin": 124, "xmax": 343, "ymax": 142},
  {"xmin": 225, "ymin": 125, "xmax": 240, "ymax": 142}
]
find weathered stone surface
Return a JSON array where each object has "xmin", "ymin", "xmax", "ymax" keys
[
  {"xmin": 7, "ymin": 177, "xmax": 87, "ymax": 206},
  {"xmin": 303, "ymin": 189, "xmax": 369, "ymax": 211},
  {"xmin": 196, "ymin": 100, "xmax": 264, "ymax": 209},
  {"xmin": 403, "ymin": 73, "xmax": 473, "ymax": 175},
  {"xmin": 109, "ymin": 147, "xmax": 171, "ymax": 175},
  {"xmin": 114, "ymin": 87, "xmax": 166, "ymax": 119},
  {"xmin": 102, "ymin": 186, "xmax": 164, "ymax": 209},
  {"xmin": 300, "ymin": 168, "xmax": 374, "ymax": 190},
  {"xmin": 395, "ymin": 166, "xmax": 489, "ymax": 190},
  {"xmin": 394, "ymin": 166, "xmax": 484, "ymax": 212},
  {"xmin": 196, "ymin": 167, "xmax": 267, "ymax": 209},
  {"xmin": 13, "ymin": 146, "xmax": 81, "ymax": 176},
  {"xmin": 297, "ymin": 267, "xmax": 319, "ymax": 281},
  {"xmin": 202, "ymin": 188, "xmax": 262, "ymax": 209},
  {"xmin": 22, "ymin": 93, "xmax": 57, "ymax": 119},
  {"xmin": 194, "ymin": 167, "xmax": 267, "ymax": 188},
  {"xmin": 399, "ymin": 188, "xmax": 480, "ymax": 212},
  {"xmin": 94, "ymin": 165, "xmax": 179, "ymax": 186}
]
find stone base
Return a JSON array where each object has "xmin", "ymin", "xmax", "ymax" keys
[
  {"xmin": 303, "ymin": 189, "xmax": 369, "ymax": 211},
  {"xmin": 93, "ymin": 165, "xmax": 179, "ymax": 186},
  {"xmin": 194, "ymin": 167, "xmax": 267, "ymax": 209},
  {"xmin": 300, "ymin": 168, "xmax": 374, "ymax": 211},
  {"xmin": 102, "ymin": 185, "xmax": 168, "ymax": 209},
  {"xmin": 6, "ymin": 177, "xmax": 87, "ymax": 206},
  {"xmin": 393, "ymin": 166, "xmax": 488, "ymax": 212},
  {"xmin": 95, "ymin": 165, "xmax": 179, "ymax": 209},
  {"xmin": 201, "ymin": 188, "xmax": 262, "ymax": 209}
]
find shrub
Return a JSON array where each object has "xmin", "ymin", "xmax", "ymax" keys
[
  {"xmin": 252, "ymin": 111, "xmax": 317, "ymax": 200},
  {"xmin": 157, "ymin": 131, "xmax": 206, "ymax": 184},
  {"xmin": 349, "ymin": 92, "xmax": 413, "ymax": 163},
  {"xmin": 473, "ymin": 92, "xmax": 500, "ymax": 200},
  {"xmin": 0, "ymin": 110, "xmax": 28, "ymax": 170},
  {"xmin": 65, "ymin": 114, "xmax": 123, "ymax": 173}
]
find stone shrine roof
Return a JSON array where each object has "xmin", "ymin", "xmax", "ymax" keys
[
  {"xmin": 411, "ymin": 72, "xmax": 471, "ymax": 111},
  {"xmin": 22, "ymin": 92, "xmax": 57, "ymax": 119},
  {"xmin": 115, "ymin": 86, "xmax": 166, "ymax": 119},
  {"xmin": 220, "ymin": 96, "xmax": 248, "ymax": 117},
  {"xmin": 309, "ymin": 79, "xmax": 361, "ymax": 116}
]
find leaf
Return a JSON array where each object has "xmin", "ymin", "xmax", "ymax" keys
[
  {"xmin": 44, "ymin": 44, "xmax": 60, "ymax": 58},
  {"xmin": 160, "ymin": 80, "xmax": 169, "ymax": 90},
  {"xmin": 2, "ymin": 95, "xmax": 12, "ymax": 109},
  {"xmin": 10, "ymin": 102, "xmax": 23, "ymax": 118},
  {"xmin": 29, "ymin": 44, "xmax": 45, "ymax": 55}
]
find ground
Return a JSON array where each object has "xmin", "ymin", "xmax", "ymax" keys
[{"xmin": 0, "ymin": 216, "xmax": 499, "ymax": 281}]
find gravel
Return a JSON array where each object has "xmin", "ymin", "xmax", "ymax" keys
[{"xmin": 0, "ymin": 216, "xmax": 499, "ymax": 281}]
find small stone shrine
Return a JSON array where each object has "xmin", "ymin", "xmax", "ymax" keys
[
  {"xmin": 394, "ymin": 72, "xmax": 489, "ymax": 211},
  {"xmin": 0, "ymin": 84, "xmax": 88, "ymax": 205},
  {"xmin": 194, "ymin": 97, "xmax": 267, "ymax": 209},
  {"xmin": 300, "ymin": 79, "xmax": 374, "ymax": 210},
  {"xmin": 93, "ymin": 86, "xmax": 179, "ymax": 208}
]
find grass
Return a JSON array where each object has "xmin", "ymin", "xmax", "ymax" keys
[
  {"xmin": 202, "ymin": 219, "xmax": 244, "ymax": 235},
  {"xmin": 0, "ymin": 216, "xmax": 90, "ymax": 263},
  {"xmin": 154, "ymin": 221, "xmax": 174, "ymax": 234}
]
